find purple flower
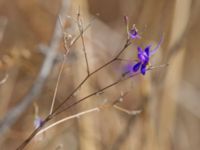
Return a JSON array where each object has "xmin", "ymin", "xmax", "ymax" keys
[
  {"xmin": 132, "ymin": 38, "xmax": 163, "ymax": 75},
  {"xmin": 129, "ymin": 25, "xmax": 141, "ymax": 39},
  {"xmin": 123, "ymin": 16, "xmax": 140, "ymax": 40},
  {"xmin": 132, "ymin": 46, "xmax": 150, "ymax": 75},
  {"xmin": 34, "ymin": 116, "xmax": 43, "ymax": 129}
]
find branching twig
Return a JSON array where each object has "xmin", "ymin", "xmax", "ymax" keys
[
  {"xmin": 49, "ymin": 15, "xmax": 95, "ymax": 115},
  {"xmin": 16, "ymin": 63, "xmax": 165, "ymax": 150},
  {"xmin": 15, "ymin": 10, "xmax": 167, "ymax": 148},
  {"xmin": 53, "ymin": 64, "xmax": 167, "ymax": 116},
  {"xmin": 51, "ymin": 39, "xmax": 131, "ymax": 115},
  {"xmin": 53, "ymin": 70, "xmax": 140, "ymax": 117},
  {"xmin": 49, "ymin": 16, "xmax": 70, "ymax": 115},
  {"xmin": 17, "ymin": 15, "xmax": 133, "ymax": 150},
  {"xmin": 53, "ymin": 63, "xmax": 168, "ymax": 117},
  {"xmin": 37, "ymin": 92, "xmax": 140, "ymax": 136}
]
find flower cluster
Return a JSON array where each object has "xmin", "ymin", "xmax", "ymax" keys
[{"xmin": 124, "ymin": 16, "xmax": 162, "ymax": 75}]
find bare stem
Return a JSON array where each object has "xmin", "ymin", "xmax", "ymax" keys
[
  {"xmin": 49, "ymin": 54, "xmax": 67, "ymax": 114},
  {"xmin": 16, "ymin": 116, "xmax": 51, "ymax": 150},
  {"xmin": 77, "ymin": 10, "xmax": 90, "ymax": 75},
  {"xmin": 49, "ymin": 16, "xmax": 73, "ymax": 115},
  {"xmin": 49, "ymin": 19, "xmax": 93, "ymax": 115},
  {"xmin": 37, "ymin": 107, "xmax": 100, "ymax": 136},
  {"xmin": 37, "ymin": 93, "xmax": 132, "ymax": 136},
  {"xmin": 113, "ymin": 105, "xmax": 142, "ymax": 115}
]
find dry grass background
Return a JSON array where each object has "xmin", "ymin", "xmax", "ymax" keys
[{"xmin": 0, "ymin": 0, "xmax": 200, "ymax": 149}]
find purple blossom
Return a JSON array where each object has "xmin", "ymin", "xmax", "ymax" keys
[
  {"xmin": 132, "ymin": 46, "xmax": 150, "ymax": 75},
  {"xmin": 34, "ymin": 116, "xmax": 43, "ymax": 129},
  {"xmin": 123, "ymin": 16, "xmax": 140, "ymax": 40},
  {"xmin": 132, "ymin": 38, "xmax": 163, "ymax": 75},
  {"xmin": 129, "ymin": 25, "xmax": 141, "ymax": 39}
]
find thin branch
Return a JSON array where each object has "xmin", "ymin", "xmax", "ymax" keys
[
  {"xmin": 37, "ymin": 107, "xmax": 100, "ymax": 136},
  {"xmin": 77, "ymin": 9, "xmax": 90, "ymax": 75},
  {"xmin": 37, "ymin": 92, "xmax": 132, "ymax": 136},
  {"xmin": 49, "ymin": 54, "xmax": 66, "ymax": 115},
  {"xmin": 16, "ymin": 116, "xmax": 51, "ymax": 150},
  {"xmin": 49, "ymin": 16, "xmax": 71, "ymax": 115},
  {"xmin": 51, "ymin": 39, "xmax": 131, "ymax": 114},
  {"xmin": 70, "ymin": 16, "xmax": 96, "ymax": 47},
  {"xmin": 49, "ymin": 15, "xmax": 94, "ymax": 115},
  {"xmin": 53, "ymin": 71, "xmax": 140, "ymax": 117},
  {"xmin": 113, "ymin": 105, "xmax": 141, "ymax": 115}
]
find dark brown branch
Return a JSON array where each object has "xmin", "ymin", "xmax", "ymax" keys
[
  {"xmin": 52, "ymin": 39, "xmax": 130, "ymax": 114},
  {"xmin": 16, "ymin": 116, "xmax": 52, "ymax": 150},
  {"xmin": 53, "ymin": 72, "xmax": 141, "ymax": 117}
]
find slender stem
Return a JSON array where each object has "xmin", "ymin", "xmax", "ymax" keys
[
  {"xmin": 49, "ymin": 54, "xmax": 67, "ymax": 114},
  {"xmin": 77, "ymin": 11, "xmax": 90, "ymax": 75},
  {"xmin": 52, "ymin": 75, "xmax": 89, "ymax": 114},
  {"xmin": 49, "ymin": 18, "xmax": 90, "ymax": 114},
  {"xmin": 69, "ymin": 17, "xmax": 96, "ymax": 48},
  {"xmin": 37, "ymin": 107, "xmax": 100, "ymax": 136},
  {"xmin": 49, "ymin": 20, "xmax": 93, "ymax": 114},
  {"xmin": 113, "ymin": 105, "xmax": 141, "ymax": 115},
  {"xmin": 16, "ymin": 115, "xmax": 52, "ymax": 150},
  {"xmin": 49, "ymin": 16, "xmax": 69, "ymax": 115},
  {"xmin": 37, "ymin": 92, "xmax": 129, "ymax": 136},
  {"xmin": 53, "ymin": 71, "xmax": 140, "ymax": 117}
]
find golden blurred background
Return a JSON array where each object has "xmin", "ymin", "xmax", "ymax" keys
[{"xmin": 0, "ymin": 0, "xmax": 199, "ymax": 149}]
